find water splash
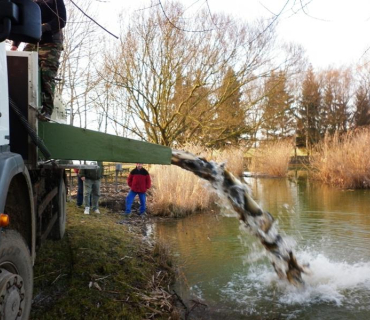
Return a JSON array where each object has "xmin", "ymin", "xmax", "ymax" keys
[
  {"xmin": 171, "ymin": 149, "xmax": 310, "ymax": 286},
  {"xmin": 223, "ymin": 251, "xmax": 370, "ymax": 310}
]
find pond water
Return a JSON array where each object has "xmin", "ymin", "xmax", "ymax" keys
[{"xmin": 153, "ymin": 175, "xmax": 370, "ymax": 319}]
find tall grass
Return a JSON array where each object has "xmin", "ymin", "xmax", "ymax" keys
[
  {"xmin": 249, "ymin": 139, "xmax": 293, "ymax": 177},
  {"xmin": 210, "ymin": 147, "xmax": 245, "ymax": 177},
  {"xmin": 310, "ymin": 129, "xmax": 370, "ymax": 189},
  {"xmin": 149, "ymin": 164, "xmax": 213, "ymax": 217},
  {"xmin": 150, "ymin": 145, "xmax": 245, "ymax": 217}
]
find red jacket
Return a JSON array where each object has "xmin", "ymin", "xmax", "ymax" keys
[{"xmin": 127, "ymin": 168, "xmax": 151, "ymax": 193}]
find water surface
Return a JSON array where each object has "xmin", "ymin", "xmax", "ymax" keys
[{"xmin": 154, "ymin": 177, "xmax": 370, "ymax": 319}]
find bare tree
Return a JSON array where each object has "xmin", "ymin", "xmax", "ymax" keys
[
  {"xmin": 58, "ymin": 0, "xmax": 101, "ymax": 128},
  {"xmin": 99, "ymin": 1, "xmax": 302, "ymax": 147}
]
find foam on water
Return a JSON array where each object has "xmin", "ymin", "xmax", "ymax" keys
[
  {"xmin": 222, "ymin": 249, "xmax": 370, "ymax": 311},
  {"xmin": 171, "ymin": 149, "xmax": 370, "ymax": 318}
]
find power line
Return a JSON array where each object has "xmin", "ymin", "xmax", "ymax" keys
[{"xmin": 69, "ymin": 0, "xmax": 119, "ymax": 39}]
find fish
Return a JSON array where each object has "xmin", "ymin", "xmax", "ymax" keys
[{"xmin": 171, "ymin": 149, "xmax": 309, "ymax": 286}]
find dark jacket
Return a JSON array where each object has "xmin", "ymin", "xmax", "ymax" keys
[
  {"xmin": 13, "ymin": 0, "xmax": 67, "ymax": 47},
  {"xmin": 127, "ymin": 168, "xmax": 151, "ymax": 193},
  {"xmin": 79, "ymin": 162, "xmax": 104, "ymax": 180}
]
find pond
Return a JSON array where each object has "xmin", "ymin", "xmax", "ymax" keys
[{"xmin": 153, "ymin": 175, "xmax": 370, "ymax": 319}]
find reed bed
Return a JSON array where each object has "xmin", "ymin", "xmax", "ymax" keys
[
  {"xmin": 150, "ymin": 145, "xmax": 245, "ymax": 217},
  {"xmin": 210, "ymin": 147, "xmax": 245, "ymax": 177},
  {"xmin": 249, "ymin": 139, "xmax": 293, "ymax": 177},
  {"xmin": 310, "ymin": 129, "xmax": 370, "ymax": 189},
  {"xmin": 150, "ymin": 164, "xmax": 213, "ymax": 217}
]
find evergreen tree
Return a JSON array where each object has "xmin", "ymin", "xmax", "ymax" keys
[
  {"xmin": 320, "ymin": 68, "xmax": 350, "ymax": 135},
  {"xmin": 261, "ymin": 71, "xmax": 295, "ymax": 139},
  {"xmin": 297, "ymin": 66, "xmax": 321, "ymax": 149},
  {"xmin": 353, "ymin": 85, "xmax": 370, "ymax": 127},
  {"xmin": 209, "ymin": 67, "xmax": 246, "ymax": 147}
]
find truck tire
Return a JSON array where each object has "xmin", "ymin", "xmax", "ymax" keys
[
  {"xmin": 0, "ymin": 230, "xmax": 33, "ymax": 320},
  {"xmin": 50, "ymin": 178, "xmax": 66, "ymax": 240}
]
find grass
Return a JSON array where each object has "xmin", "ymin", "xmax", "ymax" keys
[
  {"xmin": 249, "ymin": 139, "xmax": 293, "ymax": 177},
  {"xmin": 310, "ymin": 129, "xmax": 370, "ymax": 189},
  {"xmin": 31, "ymin": 202, "xmax": 179, "ymax": 320}
]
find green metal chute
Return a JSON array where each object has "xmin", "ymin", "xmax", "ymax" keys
[{"xmin": 38, "ymin": 122, "xmax": 171, "ymax": 164}]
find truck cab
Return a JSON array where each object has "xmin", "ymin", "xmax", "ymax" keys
[
  {"xmin": 0, "ymin": 2, "xmax": 172, "ymax": 318},
  {"xmin": 0, "ymin": 1, "xmax": 66, "ymax": 319}
]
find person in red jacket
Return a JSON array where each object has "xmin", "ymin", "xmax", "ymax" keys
[{"xmin": 125, "ymin": 163, "xmax": 151, "ymax": 216}]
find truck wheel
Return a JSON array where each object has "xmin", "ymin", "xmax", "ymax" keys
[
  {"xmin": 0, "ymin": 230, "xmax": 33, "ymax": 320},
  {"xmin": 50, "ymin": 178, "xmax": 67, "ymax": 240}
]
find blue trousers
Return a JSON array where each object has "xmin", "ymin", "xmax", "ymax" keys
[{"xmin": 125, "ymin": 191, "xmax": 146, "ymax": 214}]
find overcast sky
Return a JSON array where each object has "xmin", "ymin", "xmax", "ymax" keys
[{"xmin": 91, "ymin": 0, "xmax": 370, "ymax": 68}]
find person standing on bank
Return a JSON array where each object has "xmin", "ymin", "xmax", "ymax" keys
[
  {"xmin": 10, "ymin": 0, "xmax": 67, "ymax": 121},
  {"xmin": 125, "ymin": 163, "xmax": 151, "ymax": 216},
  {"xmin": 73, "ymin": 168, "xmax": 83, "ymax": 207},
  {"xmin": 79, "ymin": 162, "xmax": 103, "ymax": 215}
]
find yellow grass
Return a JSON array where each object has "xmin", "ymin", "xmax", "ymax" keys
[
  {"xmin": 210, "ymin": 147, "xmax": 245, "ymax": 177},
  {"xmin": 150, "ymin": 145, "xmax": 245, "ymax": 216},
  {"xmin": 149, "ymin": 164, "xmax": 213, "ymax": 217},
  {"xmin": 310, "ymin": 129, "xmax": 370, "ymax": 189},
  {"xmin": 249, "ymin": 139, "xmax": 293, "ymax": 177}
]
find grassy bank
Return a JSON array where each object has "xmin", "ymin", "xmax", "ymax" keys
[{"xmin": 31, "ymin": 202, "xmax": 178, "ymax": 319}]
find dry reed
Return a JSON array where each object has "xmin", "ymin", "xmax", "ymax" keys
[
  {"xmin": 210, "ymin": 147, "xmax": 245, "ymax": 177},
  {"xmin": 149, "ymin": 164, "xmax": 212, "ymax": 217},
  {"xmin": 310, "ymin": 129, "xmax": 370, "ymax": 189},
  {"xmin": 150, "ymin": 145, "xmax": 245, "ymax": 217},
  {"xmin": 249, "ymin": 139, "xmax": 293, "ymax": 176}
]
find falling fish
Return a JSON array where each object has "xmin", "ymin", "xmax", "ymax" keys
[{"xmin": 171, "ymin": 149, "xmax": 310, "ymax": 286}]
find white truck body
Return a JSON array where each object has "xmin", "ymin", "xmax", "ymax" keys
[
  {"xmin": 0, "ymin": 42, "xmax": 9, "ymax": 146},
  {"xmin": 0, "ymin": 2, "xmax": 67, "ymax": 318}
]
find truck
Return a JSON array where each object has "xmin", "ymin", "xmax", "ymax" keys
[{"xmin": 0, "ymin": 1, "xmax": 171, "ymax": 318}]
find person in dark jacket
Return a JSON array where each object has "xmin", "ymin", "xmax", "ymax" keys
[
  {"xmin": 79, "ymin": 162, "xmax": 104, "ymax": 215},
  {"xmin": 73, "ymin": 168, "xmax": 83, "ymax": 207},
  {"xmin": 125, "ymin": 163, "xmax": 151, "ymax": 216},
  {"xmin": 11, "ymin": 0, "xmax": 67, "ymax": 121}
]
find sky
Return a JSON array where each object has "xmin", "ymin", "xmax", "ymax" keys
[
  {"xmin": 206, "ymin": 0, "xmax": 370, "ymax": 68},
  {"xmin": 90, "ymin": 0, "xmax": 370, "ymax": 69}
]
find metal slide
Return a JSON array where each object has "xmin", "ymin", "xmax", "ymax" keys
[{"xmin": 38, "ymin": 121, "xmax": 172, "ymax": 164}]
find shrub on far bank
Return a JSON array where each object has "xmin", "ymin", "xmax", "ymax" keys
[
  {"xmin": 150, "ymin": 145, "xmax": 245, "ymax": 217},
  {"xmin": 249, "ymin": 139, "xmax": 293, "ymax": 177},
  {"xmin": 310, "ymin": 129, "xmax": 370, "ymax": 189}
]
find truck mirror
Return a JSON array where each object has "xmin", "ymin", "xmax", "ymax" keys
[{"xmin": 0, "ymin": 0, "xmax": 41, "ymax": 43}]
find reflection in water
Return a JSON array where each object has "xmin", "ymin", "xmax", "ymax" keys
[{"xmin": 154, "ymin": 177, "xmax": 370, "ymax": 319}]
